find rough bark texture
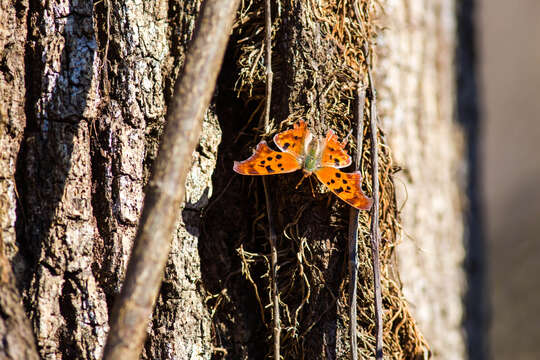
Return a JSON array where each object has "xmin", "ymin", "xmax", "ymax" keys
[
  {"xmin": 0, "ymin": 241, "xmax": 39, "ymax": 359},
  {"xmin": 104, "ymin": 0, "xmax": 239, "ymax": 356},
  {"xmin": 0, "ymin": 0, "xmax": 27, "ymax": 263},
  {"xmin": 0, "ymin": 0, "xmax": 39, "ymax": 358},
  {"xmin": 19, "ymin": 0, "xmax": 108, "ymax": 357},
  {"xmin": 377, "ymin": 0, "xmax": 467, "ymax": 359},
  {"xmin": 0, "ymin": 0, "xmax": 466, "ymax": 358},
  {"xmin": 12, "ymin": 0, "xmax": 214, "ymax": 358}
]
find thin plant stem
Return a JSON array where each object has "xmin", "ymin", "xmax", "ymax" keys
[
  {"xmin": 368, "ymin": 82, "xmax": 383, "ymax": 360},
  {"xmin": 348, "ymin": 82, "xmax": 366, "ymax": 360},
  {"xmin": 354, "ymin": 2, "xmax": 383, "ymax": 358},
  {"xmin": 261, "ymin": 0, "xmax": 280, "ymax": 359},
  {"xmin": 102, "ymin": 0, "xmax": 240, "ymax": 358}
]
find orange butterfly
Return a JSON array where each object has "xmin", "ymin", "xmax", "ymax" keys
[{"xmin": 233, "ymin": 120, "xmax": 373, "ymax": 210}]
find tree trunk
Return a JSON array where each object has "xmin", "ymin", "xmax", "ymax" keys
[
  {"xmin": 0, "ymin": 0, "xmax": 470, "ymax": 359},
  {"xmin": 0, "ymin": 0, "xmax": 39, "ymax": 358},
  {"xmin": 376, "ymin": 0, "xmax": 471, "ymax": 358}
]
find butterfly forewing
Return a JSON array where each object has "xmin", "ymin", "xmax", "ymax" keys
[
  {"xmin": 233, "ymin": 121, "xmax": 372, "ymax": 211},
  {"xmin": 233, "ymin": 141, "xmax": 301, "ymax": 175},
  {"xmin": 314, "ymin": 167, "xmax": 372, "ymax": 210},
  {"xmin": 273, "ymin": 120, "xmax": 309, "ymax": 158},
  {"xmin": 319, "ymin": 130, "xmax": 352, "ymax": 168}
]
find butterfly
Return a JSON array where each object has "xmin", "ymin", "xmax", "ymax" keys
[{"xmin": 233, "ymin": 120, "xmax": 373, "ymax": 210}]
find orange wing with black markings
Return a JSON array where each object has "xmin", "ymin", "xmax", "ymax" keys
[
  {"xmin": 273, "ymin": 120, "xmax": 309, "ymax": 158},
  {"xmin": 233, "ymin": 141, "xmax": 301, "ymax": 175},
  {"xmin": 319, "ymin": 130, "xmax": 352, "ymax": 168},
  {"xmin": 314, "ymin": 167, "xmax": 372, "ymax": 210}
]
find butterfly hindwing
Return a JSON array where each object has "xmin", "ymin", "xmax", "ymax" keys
[
  {"xmin": 320, "ymin": 130, "xmax": 352, "ymax": 168},
  {"xmin": 273, "ymin": 120, "xmax": 309, "ymax": 158},
  {"xmin": 234, "ymin": 121, "xmax": 372, "ymax": 211},
  {"xmin": 233, "ymin": 141, "xmax": 301, "ymax": 175},
  {"xmin": 314, "ymin": 167, "xmax": 372, "ymax": 210}
]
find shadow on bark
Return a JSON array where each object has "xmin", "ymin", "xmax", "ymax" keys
[
  {"xmin": 15, "ymin": 0, "xmax": 98, "ymax": 356},
  {"xmin": 197, "ymin": 1, "xmax": 434, "ymax": 359},
  {"xmin": 198, "ymin": 38, "xmax": 349, "ymax": 358},
  {"xmin": 456, "ymin": 0, "xmax": 488, "ymax": 359},
  {"xmin": 198, "ymin": 62, "xmax": 267, "ymax": 358}
]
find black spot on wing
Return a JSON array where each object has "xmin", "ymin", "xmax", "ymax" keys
[
  {"xmin": 276, "ymin": 154, "xmax": 282, "ymax": 159},
  {"xmin": 283, "ymin": 142, "xmax": 290, "ymax": 150},
  {"xmin": 260, "ymin": 160, "xmax": 266, "ymax": 164},
  {"xmin": 346, "ymin": 186, "xmax": 351, "ymax": 190},
  {"xmin": 342, "ymin": 179, "xmax": 347, "ymax": 184},
  {"xmin": 331, "ymin": 179, "xmax": 335, "ymax": 184},
  {"xmin": 335, "ymin": 187, "xmax": 344, "ymax": 194},
  {"xmin": 267, "ymin": 156, "xmax": 273, "ymax": 161},
  {"xmin": 277, "ymin": 163, "xmax": 283, "ymax": 167},
  {"xmin": 335, "ymin": 172, "xmax": 341, "ymax": 178},
  {"xmin": 266, "ymin": 165, "xmax": 275, "ymax": 173},
  {"xmin": 334, "ymin": 158, "xmax": 340, "ymax": 165}
]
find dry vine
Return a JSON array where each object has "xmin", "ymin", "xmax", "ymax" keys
[
  {"xmin": 260, "ymin": 0, "xmax": 281, "ymax": 358},
  {"xmin": 208, "ymin": 0, "xmax": 431, "ymax": 358}
]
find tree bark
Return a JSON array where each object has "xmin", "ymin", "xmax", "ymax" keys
[
  {"xmin": 13, "ymin": 0, "xmax": 215, "ymax": 358},
  {"xmin": 0, "ymin": 0, "xmax": 39, "ymax": 358},
  {"xmin": 377, "ymin": 0, "xmax": 469, "ymax": 358},
  {"xmin": 0, "ymin": 0, "xmax": 468, "ymax": 359}
]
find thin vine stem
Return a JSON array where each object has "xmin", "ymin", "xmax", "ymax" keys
[
  {"xmin": 354, "ymin": 2, "xmax": 383, "ymax": 359},
  {"xmin": 348, "ymin": 81, "xmax": 366, "ymax": 360},
  {"xmin": 261, "ymin": 0, "xmax": 280, "ymax": 359}
]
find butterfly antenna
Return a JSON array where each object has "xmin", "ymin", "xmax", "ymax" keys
[{"xmin": 342, "ymin": 129, "xmax": 353, "ymax": 147}]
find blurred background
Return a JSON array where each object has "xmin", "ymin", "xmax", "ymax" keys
[{"xmin": 478, "ymin": 0, "xmax": 540, "ymax": 359}]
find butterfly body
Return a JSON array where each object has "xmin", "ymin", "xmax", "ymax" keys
[
  {"xmin": 300, "ymin": 135, "xmax": 321, "ymax": 174},
  {"xmin": 233, "ymin": 121, "xmax": 372, "ymax": 210}
]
